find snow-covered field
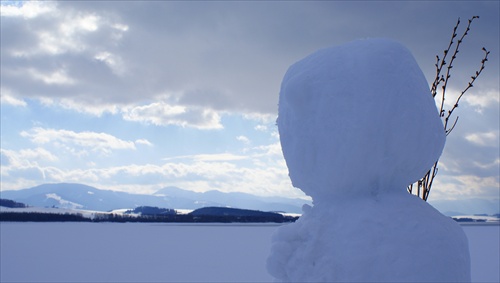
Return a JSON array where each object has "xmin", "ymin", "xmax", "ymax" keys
[
  {"xmin": 464, "ymin": 224, "xmax": 500, "ymax": 283},
  {"xmin": 0, "ymin": 222, "xmax": 498, "ymax": 282}
]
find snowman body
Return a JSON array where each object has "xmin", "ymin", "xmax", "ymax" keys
[{"xmin": 267, "ymin": 39, "xmax": 470, "ymax": 282}]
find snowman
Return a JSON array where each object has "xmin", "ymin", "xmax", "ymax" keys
[{"xmin": 267, "ymin": 39, "xmax": 470, "ymax": 282}]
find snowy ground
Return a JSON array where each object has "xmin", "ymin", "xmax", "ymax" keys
[{"xmin": 0, "ymin": 222, "xmax": 498, "ymax": 282}]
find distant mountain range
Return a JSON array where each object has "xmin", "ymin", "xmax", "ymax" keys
[
  {"xmin": 0, "ymin": 183, "xmax": 311, "ymax": 213},
  {"xmin": 1, "ymin": 183, "xmax": 497, "ymax": 216},
  {"xmin": 428, "ymin": 198, "xmax": 500, "ymax": 216}
]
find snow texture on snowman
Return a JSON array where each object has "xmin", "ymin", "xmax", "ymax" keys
[{"xmin": 267, "ymin": 38, "xmax": 470, "ymax": 282}]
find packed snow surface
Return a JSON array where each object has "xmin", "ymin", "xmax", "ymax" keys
[
  {"xmin": 277, "ymin": 38, "xmax": 445, "ymax": 199},
  {"xmin": 0, "ymin": 223, "xmax": 497, "ymax": 282},
  {"xmin": 268, "ymin": 38, "xmax": 470, "ymax": 282},
  {"xmin": 0, "ymin": 222, "xmax": 277, "ymax": 282},
  {"xmin": 268, "ymin": 196, "xmax": 470, "ymax": 282}
]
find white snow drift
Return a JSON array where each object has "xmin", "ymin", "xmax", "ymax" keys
[{"xmin": 267, "ymin": 39, "xmax": 470, "ymax": 282}]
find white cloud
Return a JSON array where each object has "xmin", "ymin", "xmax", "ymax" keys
[
  {"xmin": 122, "ymin": 101, "xmax": 223, "ymax": 130},
  {"xmin": 135, "ymin": 139, "xmax": 153, "ymax": 147},
  {"xmin": 0, "ymin": 1, "xmax": 498, "ymax": 206},
  {"xmin": 194, "ymin": 153, "xmax": 248, "ymax": 162},
  {"xmin": 1, "ymin": 148, "xmax": 58, "ymax": 167},
  {"xmin": 36, "ymin": 30, "xmax": 84, "ymax": 55},
  {"xmin": 252, "ymin": 142, "xmax": 283, "ymax": 157},
  {"xmin": 112, "ymin": 23, "xmax": 129, "ymax": 32},
  {"xmin": 271, "ymin": 131, "xmax": 280, "ymax": 139},
  {"xmin": 89, "ymin": 159, "xmax": 297, "ymax": 197},
  {"xmin": 4, "ymin": 2, "xmax": 127, "ymax": 58},
  {"xmin": 60, "ymin": 13, "xmax": 100, "ymax": 35},
  {"xmin": 19, "ymin": 148, "xmax": 59, "ymax": 162},
  {"xmin": 43, "ymin": 98, "xmax": 119, "ymax": 116},
  {"xmin": 20, "ymin": 127, "xmax": 137, "ymax": 154},
  {"xmin": 27, "ymin": 68, "xmax": 76, "ymax": 85},
  {"xmin": 243, "ymin": 113, "xmax": 276, "ymax": 124},
  {"xmin": 123, "ymin": 102, "xmax": 185, "ymax": 120},
  {"xmin": 164, "ymin": 153, "xmax": 248, "ymax": 162},
  {"xmin": 0, "ymin": 1, "xmax": 54, "ymax": 19},
  {"xmin": 254, "ymin": 125, "xmax": 268, "ymax": 132},
  {"xmin": 431, "ymin": 174, "xmax": 500, "ymax": 201},
  {"xmin": 1, "ymin": 148, "xmax": 57, "ymax": 184},
  {"xmin": 94, "ymin": 51, "xmax": 126, "ymax": 76},
  {"xmin": 2, "ymin": 1, "xmax": 497, "ymax": 123},
  {"xmin": 463, "ymin": 89, "xmax": 500, "ymax": 111},
  {"xmin": 472, "ymin": 158, "xmax": 500, "ymax": 170},
  {"xmin": 236, "ymin": 135, "xmax": 250, "ymax": 144},
  {"xmin": 0, "ymin": 152, "xmax": 299, "ymax": 197},
  {"xmin": 0, "ymin": 136, "xmax": 304, "ymax": 197},
  {"xmin": 0, "ymin": 90, "xmax": 26, "ymax": 107},
  {"xmin": 465, "ymin": 131, "xmax": 499, "ymax": 147}
]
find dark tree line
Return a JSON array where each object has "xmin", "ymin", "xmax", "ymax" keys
[
  {"xmin": 0, "ymin": 199, "xmax": 27, "ymax": 208},
  {"xmin": 125, "ymin": 206, "xmax": 176, "ymax": 215},
  {"xmin": 1, "ymin": 210, "xmax": 298, "ymax": 223},
  {"xmin": 1, "ymin": 200, "xmax": 299, "ymax": 223},
  {"xmin": 0, "ymin": 212, "xmax": 90, "ymax": 222},
  {"xmin": 452, "ymin": 217, "xmax": 486, "ymax": 223}
]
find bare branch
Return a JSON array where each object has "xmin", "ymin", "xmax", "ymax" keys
[
  {"xmin": 446, "ymin": 116, "xmax": 459, "ymax": 136},
  {"xmin": 431, "ymin": 18, "xmax": 460, "ymax": 98},
  {"xmin": 408, "ymin": 16, "xmax": 489, "ymax": 201},
  {"xmin": 443, "ymin": 47, "xmax": 489, "ymax": 135}
]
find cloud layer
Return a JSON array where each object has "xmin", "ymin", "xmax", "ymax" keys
[{"xmin": 1, "ymin": 1, "xmax": 498, "ymax": 210}]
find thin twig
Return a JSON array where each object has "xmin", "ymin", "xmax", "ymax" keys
[
  {"xmin": 444, "ymin": 47, "xmax": 489, "ymax": 135},
  {"xmin": 407, "ymin": 16, "xmax": 489, "ymax": 201}
]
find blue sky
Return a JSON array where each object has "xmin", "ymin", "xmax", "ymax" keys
[{"xmin": 1, "ymin": 1, "xmax": 498, "ymax": 210}]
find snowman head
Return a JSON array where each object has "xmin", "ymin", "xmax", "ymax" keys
[{"xmin": 278, "ymin": 39, "xmax": 445, "ymax": 202}]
